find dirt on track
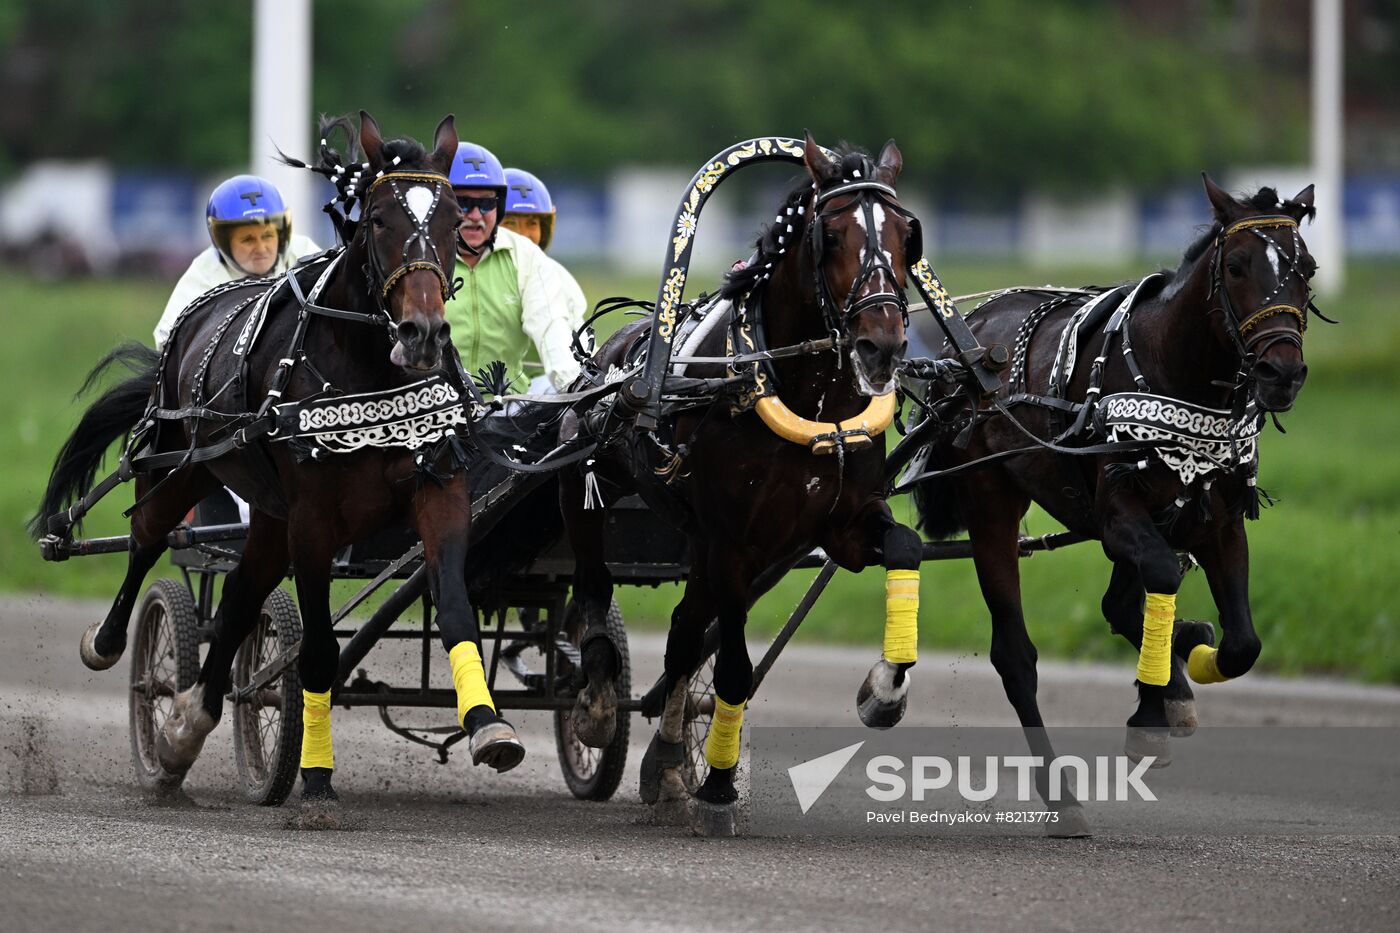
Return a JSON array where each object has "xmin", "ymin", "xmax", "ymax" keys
[{"xmin": 3, "ymin": 594, "xmax": 1399, "ymax": 933}]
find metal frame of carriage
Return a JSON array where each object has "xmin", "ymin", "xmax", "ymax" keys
[{"xmin": 40, "ymin": 134, "xmax": 1097, "ymax": 810}]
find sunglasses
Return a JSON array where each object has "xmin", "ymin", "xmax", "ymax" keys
[{"xmin": 456, "ymin": 194, "xmax": 499, "ymax": 215}]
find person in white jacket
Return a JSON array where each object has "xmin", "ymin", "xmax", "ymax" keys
[
  {"xmin": 153, "ymin": 174, "xmax": 320, "ymax": 350},
  {"xmin": 442, "ymin": 143, "xmax": 580, "ymax": 394}
]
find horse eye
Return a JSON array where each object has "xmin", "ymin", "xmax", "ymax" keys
[
  {"xmin": 1226, "ymin": 261, "xmax": 1244, "ymax": 278},
  {"xmin": 371, "ymin": 216, "xmax": 387, "ymax": 229}
]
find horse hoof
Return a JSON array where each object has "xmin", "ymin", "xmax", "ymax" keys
[
  {"xmin": 1124, "ymin": 726, "xmax": 1172, "ymax": 768},
  {"xmin": 570, "ymin": 681, "xmax": 618, "ymax": 749},
  {"xmin": 156, "ymin": 685, "xmax": 214, "ymax": 776},
  {"xmin": 469, "ymin": 720, "xmax": 525, "ymax": 773},
  {"xmin": 649, "ymin": 768, "xmax": 693, "ymax": 826},
  {"xmin": 284, "ymin": 798, "xmax": 343, "ymax": 831},
  {"xmin": 1047, "ymin": 804, "xmax": 1093, "ymax": 838},
  {"xmin": 639, "ymin": 734, "xmax": 685, "ymax": 805},
  {"xmin": 1165, "ymin": 699, "xmax": 1199, "ymax": 737},
  {"xmin": 691, "ymin": 799, "xmax": 739, "ymax": 838},
  {"xmin": 79, "ymin": 622, "xmax": 122, "ymax": 671},
  {"xmin": 856, "ymin": 660, "xmax": 910, "ymax": 730}
]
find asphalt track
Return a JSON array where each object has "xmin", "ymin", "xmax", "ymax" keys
[{"xmin": 2, "ymin": 593, "xmax": 1399, "ymax": 932}]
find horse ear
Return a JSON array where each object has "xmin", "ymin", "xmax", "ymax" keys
[
  {"xmin": 1202, "ymin": 172, "xmax": 1243, "ymax": 223},
  {"xmin": 803, "ymin": 130, "xmax": 838, "ymax": 187},
  {"xmin": 875, "ymin": 139, "xmax": 902, "ymax": 187},
  {"xmin": 1284, "ymin": 183, "xmax": 1317, "ymax": 223},
  {"xmin": 429, "ymin": 114, "xmax": 458, "ymax": 176},
  {"xmin": 359, "ymin": 110, "xmax": 385, "ymax": 171}
]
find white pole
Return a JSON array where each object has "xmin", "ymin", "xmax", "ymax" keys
[
  {"xmin": 253, "ymin": 0, "xmax": 313, "ymax": 240},
  {"xmin": 1311, "ymin": 0, "xmax": 1344, "ymax": 296}
]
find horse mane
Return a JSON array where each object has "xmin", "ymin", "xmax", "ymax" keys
[{"xmin": 719, "ymin": 145, "xmax": 875, "ymax": 302}]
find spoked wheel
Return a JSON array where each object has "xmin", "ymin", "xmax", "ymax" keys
[
  {"xmin": 681, "ymin": 651, "xmax": 717, "ymax": 793},
  {"xmin": 555, "ymin": 599, "xmax": 630, "ymax": 801},
  {"xmin": 231, "ymin": 589, "xmax": 303, "ymax": 806},
  {"xmin": 129, "ymin": 579, "xmax": 200, "ymax": 791}
]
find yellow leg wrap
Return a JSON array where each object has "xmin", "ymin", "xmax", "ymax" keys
[
  {"xmin": 1188, "ymin": 644, "xmax": 1230, "ymax": 684},
  {"xmin": 1136, "ymin": 592, "xmax": 1176, "ymax": 686},
  {"xmin": 300, "ymin": 689, "xmax": 334, "ymax": 770},
  {"xmin": 704, "ymin": 697, "xmax": 746, "ymax": 770},
  {"xmin": 883, "ymin": 569, "xmax": 920, "ymax": 665},
  {"xmin": 449, "ymin": 641, "xmax": 495, "ymax": 728}
]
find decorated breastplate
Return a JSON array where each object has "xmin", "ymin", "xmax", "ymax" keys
[
  {"xmin": 273, "ymin": 376, "xmax": 469, "ymax": 458},
  {"xmin": 1097, "ymin": 392, "xmax": 1261, "ymax": 488}
]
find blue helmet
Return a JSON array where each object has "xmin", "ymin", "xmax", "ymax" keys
[
  {"xmin": 206, "ymin": 174, "xmax": 291, "ymax": 274},
  {"xmin": 449, "ymin": 142, "xmax": 507, "ymax": 196},
  {"xmin": 503, "ymin": 168, "xmax": 556, "ymax": 251}
]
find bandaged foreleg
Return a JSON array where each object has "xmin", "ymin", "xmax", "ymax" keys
[
  {"xmin": 449, "ymin": 641, "xmax": 496, "ymax": 728},
  {"xmin": 1187, "ymin": 645, "xmax": 1230, "ymax": 684},
  {"xmin": 883, "ymin": 569, "xmax": 920, "ymax": 665},
  {"xmin": 704, "ymin": 697, "xmax": 746, "ymax": 770},
  {"xmin": 300, "ymin": 689, "xmax": 335, "ymax": 770},
  {"xmin": 1136, "ymin": 592, "xmax": 1176, "ymax": 686}
]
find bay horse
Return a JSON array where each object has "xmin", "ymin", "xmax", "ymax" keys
[
  {"xmin": 910, "ymin": 177, "xmax": 1316, "ymax": 825},
  {"xmin": 560, "ymin": 134, "xmax": 927, "ymax": 835},
  {"xmin": 30, "ymin": 113, "xmax": 526, "ymax": 817}
]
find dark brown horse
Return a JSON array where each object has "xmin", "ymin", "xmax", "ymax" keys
[
  {"xmin": 910, "ymin": 177, "xmax": 1316, "ymax": 827},
  {"xmin": 30, "ymin": 113, "xmax": 525, "ymax": 816},
  {"xmin": 559, "ymin": 134, "xmax": 927, "ymax": 835}
]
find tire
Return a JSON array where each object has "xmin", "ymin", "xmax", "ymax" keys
[
  {"xmin": 129, "ymin": 578, "xmax": 201, "ymax": 791},
  {"xmin": 231, "ymin": 589, "xmax": 303, "ymax": 806},
  {"xmin": 555, "ymin": 599, "xmax": 630, "ymax": 801},
  {"xmin": 681, "ymin": 650, "xmax": 717, "ymax": 793}
]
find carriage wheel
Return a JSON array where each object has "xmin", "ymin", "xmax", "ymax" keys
[
  {"xmin": 128, "ymin": 578, "xmax": 201, "ymax": 791},
  {"xmin": 231, "ymin": 589, "xmax": 303, "ymax": 806},
  {"xmin": 680, "ymin": 651, "xmax": 717, "ymax": 793},
  {"xmin": 554, "ymin": 599, "xmax": 630, "ymax": 801}
]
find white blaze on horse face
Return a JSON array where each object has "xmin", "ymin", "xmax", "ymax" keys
[
  {"xmin": 1264, "ymin": 240, "xmax": 1281, "ymax": 288},
  {"xmin": 853, "ymin": 205, "xmax": 868, "ymax": 266},
  {"xmin": 873, "ymin": 203, "xmax": 896, "ymax": 270},
  {"xmin": 405, "ymin": 186, "xmax": 435, "ymax": 225}
]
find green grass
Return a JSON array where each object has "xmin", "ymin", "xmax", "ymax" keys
[{"xmin": 5, "ymin": 261, "xmax": 1399, "ymax": 682}]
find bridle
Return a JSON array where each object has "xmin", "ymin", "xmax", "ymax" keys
[
  {"xmin": 1209, "ymin": 214, "xmax": 1313, "ymax": 361},
  {"xmin": 359, "ymin": 170, "xmax": 458, "ymax": 321},
  {"xmin": 809, "ymin": 176, "xmax": 920, "ymax": 341}
]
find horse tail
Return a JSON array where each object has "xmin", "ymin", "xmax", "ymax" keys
[
  {"xmin": 911, "ymin": 452, "xmax": 967, "ymax": 540},
  {"xmin": 28, "ymin": 341, "xmax": 159, "ymax": 539}
]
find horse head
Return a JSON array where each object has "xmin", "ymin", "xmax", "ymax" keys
[
  {"xmin": 356, "ymin": 111, "xmax": 461, "ymax": 373},
  {"xmin": 801, "ymin": 133, "xmax": 912, "ymax": 397},
  {"xmin": 1201, "ymin": 174, "xmax": 1316, "ymax": 412}
]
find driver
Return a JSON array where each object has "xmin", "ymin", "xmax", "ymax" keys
[
  {"xmin": 153, "ymin": 174, "xmax": 320, "ymax": 349},
  {"xmin": 443, "ymin": 143, "xmax": 578, "ymax": 394}
]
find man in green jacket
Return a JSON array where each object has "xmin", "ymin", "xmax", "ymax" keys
[{"xmin": 445, "ymin": 142, "xmax": 579, "ymax": 393}]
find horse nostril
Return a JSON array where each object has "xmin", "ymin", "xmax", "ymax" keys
[
  {"xmin": 855, "ymin": 338, "xmax": 882, "ymax": 365},
  {"xmin": 397, "ymin": 320, "xmax": 423, "ymax": 348},
  {"xmin": 1254, "ymin": 359, "xmax": 1281, "ymax": 383},
  {"xmin": 435, "ymin": 319, "xmax": 452, "ymax": 347},
  {"xmin": 1293, "ymin": 363, "xmax": 1308, "ymax": 388}
]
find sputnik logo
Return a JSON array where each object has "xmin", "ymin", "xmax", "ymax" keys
[{"xmin": 787, "ymin": 741, "xmax": 865, "ymax": 814}]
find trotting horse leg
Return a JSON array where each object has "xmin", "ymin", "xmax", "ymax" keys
[
  {"xmin": 1097, "ymin": 493, "xmax": 1183, "ymax": 766},
  {"xmin": 1101, "ymin": 562, "xmax": 1205, "ymax": 736},
  {"xmin": 640, "ymin": 545, "xmax": 713, "ymax": 823},
  {"xmin": 831, "ymin": 504, "xmax": 922, "ymax": 729},
  {"xmin": 963, "ymin": 480, "xmax": 1090, "ymax": 837},
  {"xmin": 285, "ymin": 525, "xmax": 345, "ymax": 819},
  {"xmin": 156, "ymin": 511, "xmax": 288, "ymax": 779},
  {"xmin": 690, "ymin": 545, "xmax": 753, "ymax": 838},
  {"xmin": 1185, "ymin": 518, "xmax": 1261, "ymax": 685},
  {"xmin": 416, "ymin": 478, "xmax": 524, "ymax": 773},
  {"xmin": 559, "ymin": 467, "xmax": 621, "ymax": 748},
  {"xmin": 81, "ymin": 468, "xmax": 218, "ymax": 669}
]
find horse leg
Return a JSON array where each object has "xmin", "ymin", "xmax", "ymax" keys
[
  {"xmin": 690, "ymin": 546, "xmax": 753, "ymax": 838},
  {"xmin": 285, "ymin": 525, "xmax": 345, "ymax": 823},
  {"xmin": 81, "ymin": 467, "xmax": 217, "ymax": 669},
  {"xmin": 1184, "ymin": 518, "xmax": 1260, "ymax": 685},
  {"xmin": 1101, "ymin": 562, "xmax": 1204, "ymax": 736},
  {"xmin": 417, "ymin": 478, "xmax": 524, "ymax": 773},
  {"xmin": 963, "ymin": 480, "xmax": 1091, "ymax": 837},
  {"xmin": 831, "ymin": 504, "xmax": 922, "ymax": 729},
  {"xmin": 1097, "ymin": 492, "xmax": 1183, "ymax": 767},
  {"xmin": 559, "ymin": 467, "xmax": 621, "ymax": 748},
  {"xmin": 640, "ymin": 546, "xmax": 714, "ymax": 823},
  {"xmin": 156, "ymin": 511, "xmax": 288, "ymax": 779}
]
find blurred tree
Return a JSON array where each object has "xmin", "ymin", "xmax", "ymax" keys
[{"xmin": 0, "ymin": 0, "xmax": 1358, "ymax": 195}]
